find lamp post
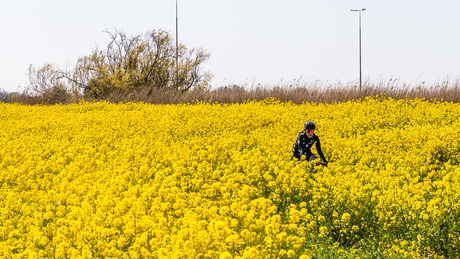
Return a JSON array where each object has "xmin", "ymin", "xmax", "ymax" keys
[
  {"xmin": 176, "ymin": 0, "xmax": 179, "ymax": 67},
  {"xmin": 350, "ymin": 8, "xmax": 365, "ymax": 91},
  {"xmin": 175, "ymin": 0, "xmax": 179, "ymax": 88}
]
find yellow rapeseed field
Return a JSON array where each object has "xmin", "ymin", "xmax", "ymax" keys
[{"xmin": 1, "ymin": 97, "xmax": 460, "ymax": 258}]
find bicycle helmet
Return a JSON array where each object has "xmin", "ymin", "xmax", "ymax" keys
[{"xmin": 304, "ymin": 121, "xmax": 316, "ymax": 130}]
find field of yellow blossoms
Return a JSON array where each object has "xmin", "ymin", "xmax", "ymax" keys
[{"xmin": 1, "ymin": 97, "xmax": 460, "ymax": 258}]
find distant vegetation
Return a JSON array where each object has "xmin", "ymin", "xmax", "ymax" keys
[
  {"xmin": 22, "ymin": 29, "xmax": 211, "ymax": 103},
  {"xmin": 2, "ymin": 79, "xmax": 460, "ymax": 105}
]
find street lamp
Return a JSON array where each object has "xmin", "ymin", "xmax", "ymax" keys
[
  {"xmin": 176, "ymin": 0, "xmax": 179, "ymax": 67},
  {"xmin": 350, "ymin": 8, "xmax": 366, "ymax": 91},
  {"xmin": 175, "ymin": 0, "xmax": 179, "ymax": 87}
]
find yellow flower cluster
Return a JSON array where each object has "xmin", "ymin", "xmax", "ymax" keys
[{"xmin": 1, "ymin": 97, "xmax": 460, "ymax": 258}]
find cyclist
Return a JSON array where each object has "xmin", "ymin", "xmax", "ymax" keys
[{"xmin": 292, "ymin": 121, "xmax": 328, "ymax": 166}]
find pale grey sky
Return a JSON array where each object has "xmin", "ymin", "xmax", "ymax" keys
[{"xmin": 1, "ymin": 0, "xmax": 459, "ymax": 92}]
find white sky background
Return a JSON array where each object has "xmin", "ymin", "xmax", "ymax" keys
[{"xmin": 0, "ymin": 0, "xmax": 459, "ymax": 92}]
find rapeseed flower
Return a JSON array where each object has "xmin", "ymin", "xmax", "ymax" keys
[{"xmin": 0, "ymin": 98, "xmax": 459, "ymax": 258}]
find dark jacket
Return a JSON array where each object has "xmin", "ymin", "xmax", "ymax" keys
[{"xmin": 292, "ymin": 132, "xmax": 327, "ymax": 161}]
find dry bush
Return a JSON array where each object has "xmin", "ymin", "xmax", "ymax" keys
[
  {"xmin": 5, "ymin": 78, "xmax": 460, "ymax": 105},
  {"xmin": 193, "ymin": 79, "xmax": 460, "ymax": 104}
]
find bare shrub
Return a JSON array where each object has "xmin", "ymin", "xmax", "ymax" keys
[{"xmin": 27, "ymin": 29, "xmax": 212, "ymax": 101}]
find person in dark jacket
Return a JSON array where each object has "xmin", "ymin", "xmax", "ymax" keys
[{"xmin": 292, "ymin": 121, "xmax": 328, "ymax": 166}]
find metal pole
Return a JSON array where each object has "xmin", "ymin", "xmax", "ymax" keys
[
  {"xmin": 176, "ymin": 0, "xmax": 179, "ymax": 67},
  {"xmin": 358, "ymin": 10, "xmax": 363, "ymax": 91},
  {"xmin": 175, "ymin": 0, "xmax": 179, "ymax": 88},
  {"xmin": 351, "ymin": 9, "xmax": 365, "ymax": 91}
]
